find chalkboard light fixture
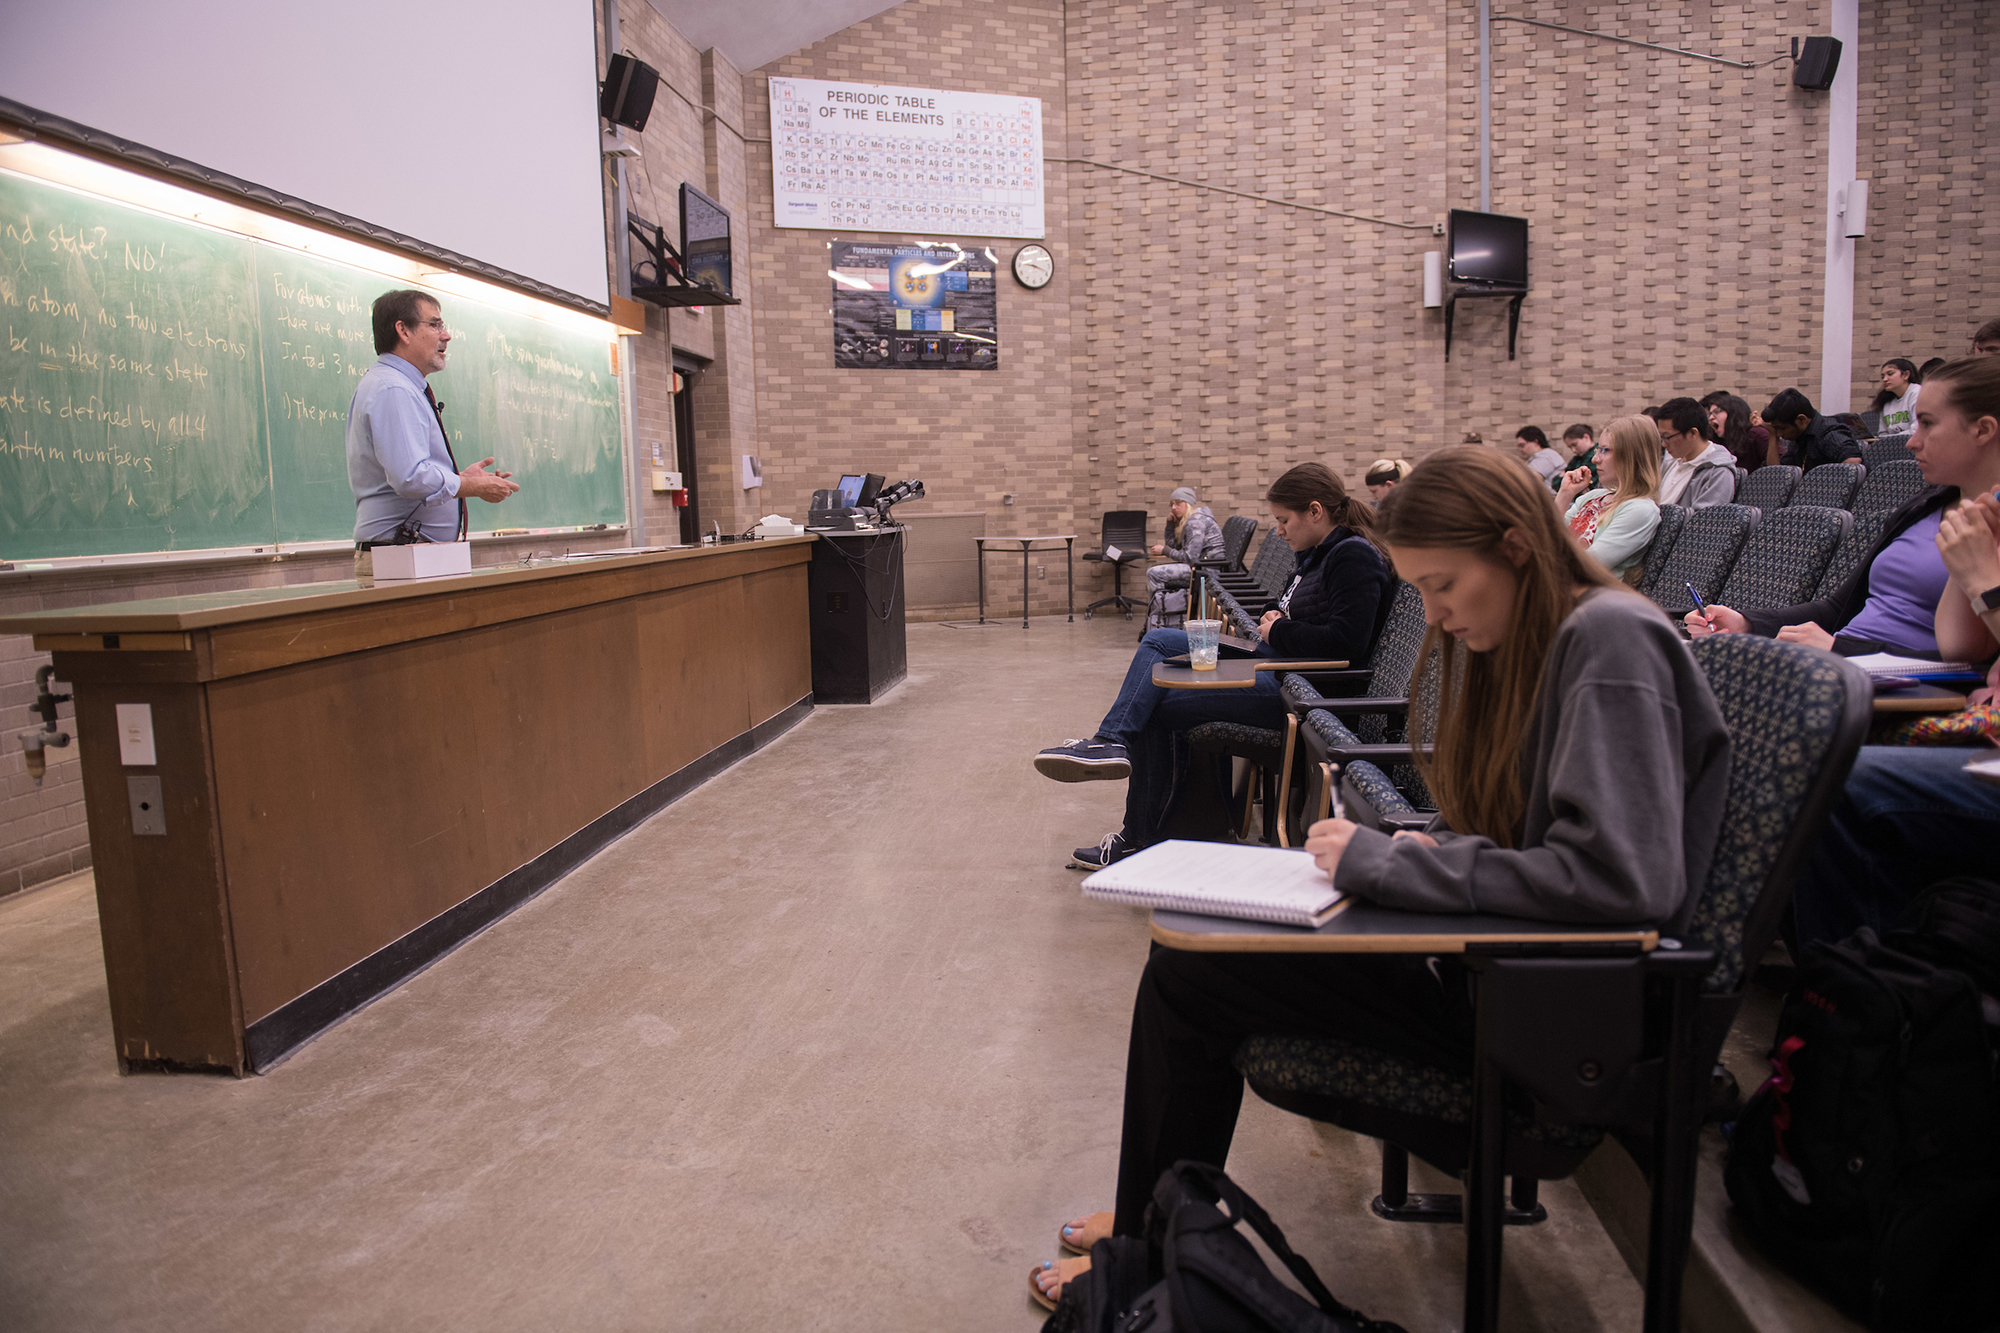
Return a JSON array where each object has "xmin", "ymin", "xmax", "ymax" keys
[{"xmin": 600, "ymin": 54, "xmax": 661, "ymax": 133}]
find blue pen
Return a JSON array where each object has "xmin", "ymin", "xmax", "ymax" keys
[{"xmin": 1686, "ymin": 583, "xmax": 1710, "ymax": 624}]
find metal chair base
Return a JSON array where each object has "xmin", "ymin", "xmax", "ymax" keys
[
  {"xmin": 1370, "ymin": 1192, "xmax": 1547, "ymax": 1227},
  {"xmin": 1083, "ymin": 594, "xmax": 1141, "ymax": 620},
  {"xmin": 1375, "ymin": 1142, "xmax": 1547, "ymax": 1227}
]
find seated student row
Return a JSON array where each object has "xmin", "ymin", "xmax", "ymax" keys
[
  {"xmin": 1026, "ymin": 447, "xmax": 1735, "ymax": 1308},
  {"xmin": 1022, "ymin": 366, "xmax": 1999, "ymax": 1306}
]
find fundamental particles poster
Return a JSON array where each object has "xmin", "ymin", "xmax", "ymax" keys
[{"xmin": 829, "ymin": 241, "xmax": 999, "ymax": 371}]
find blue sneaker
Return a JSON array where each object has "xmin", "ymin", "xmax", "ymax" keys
[
  {"xmin": 1070, "ymin": 831, "xmax": 1134, "ymax": 870},
  {"xmin": 1034, "ymin": 738, "xmax": 1130, "ymax": 782}
]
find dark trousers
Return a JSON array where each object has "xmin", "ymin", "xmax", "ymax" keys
[
  {"xmin": 1791, "ymin": 745, "xmax": 2000, "ymax": 949},
  {"xmin": 1113, "ymin": 945, "xmax": 1477, "ymax": 1234},
  {"xmin": 1121, "ymin": 687, "xmax": 1288, "ymax": 847}
]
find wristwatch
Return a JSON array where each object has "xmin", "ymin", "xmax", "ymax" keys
[{"xmin": 1973, "ymin": 583, "xmax": 2000, "ymax": 615}]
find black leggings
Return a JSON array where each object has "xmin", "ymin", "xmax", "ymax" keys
[{"xmin": 1113, "ymin": 945, "xmax": 1477, "ymax": 1233}]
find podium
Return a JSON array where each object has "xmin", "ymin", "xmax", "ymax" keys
[{"xmin": 808, "ymin": 528, "xmax": 908, "ymax": 704}]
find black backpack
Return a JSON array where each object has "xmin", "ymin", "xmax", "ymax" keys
[
  {"xmin": 1041, "ymin": 1161, "xmax": 1405, "ymax": 1333},
  {"xmin": 1725, "ymin": 879, "xmax": 2000, "ymax": 1329}
]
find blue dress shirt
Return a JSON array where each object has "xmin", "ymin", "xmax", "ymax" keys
[{"xmin": 346, "ymin": 353, "xmax": 461, "ymax": 543}]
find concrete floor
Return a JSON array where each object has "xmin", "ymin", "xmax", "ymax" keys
[{"xmin": 0, "ymin": 615, "xmax": 1642, "ymax": 1331}]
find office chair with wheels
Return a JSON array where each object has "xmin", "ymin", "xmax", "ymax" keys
[
  {"xmin": 1233, "ymin": 636, "xmax": 1872, "ymax": 1333},
  {"xmin": 1081, "ymin": 510, "xmax": 1148, "ymax": 620}
]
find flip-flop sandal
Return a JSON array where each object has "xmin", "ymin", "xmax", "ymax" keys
[
  {"xmin": 1057, "ymin": 1211, "xmax": 1113, "ymax": 1255},
  {"xmin": 1028, "ymin": 1255, "xmax": 1092, "ymax": 1311}
]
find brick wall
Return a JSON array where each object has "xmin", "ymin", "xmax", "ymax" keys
[
  {"xmin": 1852, "ymin": 0, "xmax": 1999, "ymax": 398},
  {"xmin": 1438, "ymin": 1, "xmax": 1835, "ymax": 445},
  {"xmin": 745, "ymin": 0, "xmax": 1081, "ymax": 620},
  {"xmin": 1063, "ymin": 0, "xmax": 1449, "ymax": 544}
]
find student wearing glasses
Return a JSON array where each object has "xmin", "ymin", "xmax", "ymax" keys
[
  {"xmin": 1653, "ymin": 398, "xmax": 1744, "ymax": 508},
  {"xmin": 347, "ymin": 290, "xmax": 519, "ymax": 576}
]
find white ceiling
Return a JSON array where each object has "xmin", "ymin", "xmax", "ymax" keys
[{"xmin": 645, "ymin": 0, "xmax": 908, "ymax": 72}]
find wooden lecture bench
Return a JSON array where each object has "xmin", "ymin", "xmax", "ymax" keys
[{"xmin": 0, "ymin": 538, "xmax": 815, "ymax": 1075}]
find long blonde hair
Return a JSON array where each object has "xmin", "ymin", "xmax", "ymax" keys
[
  {"xmin": 1596, "ymin": 415, "xmax": 1663, "ymax": 523},
  {"xmin": 1375, "ymin": 447, "xmax": 1625, "ymax": 844}
]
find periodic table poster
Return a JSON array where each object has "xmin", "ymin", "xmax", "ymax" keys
[
  {"xmin": 769, "ymin": 77, "xmax": 1044, "ymax": 239},
  {"xmin": 829, "ymin": 241, "xmax": 999, "ymax": 371}
]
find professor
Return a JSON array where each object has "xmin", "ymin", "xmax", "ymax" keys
[{"xmin": 347, "ymin": 289, "xmax": 518, "ymax": 574}]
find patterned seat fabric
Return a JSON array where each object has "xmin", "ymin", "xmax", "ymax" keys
[
  {"xmin": 1813, "ymin": 508, "xmax": 1889, "ymax": 600},
  {"xmin": 1792, "ymin": 463, "xmax": 1864, "ymax": 511},
  {"xmin": 1288, "ymin": 585, "xmax": 1441, "ymax": 821},
  {"xmin": 1716, "ymin": 505, "xmax": 1850, "ymax": 610},
  {"xmin": 1681, "ymin": 635, "xmax": 1855, "ymax": 992},
  {"xmin": 1862, "ymin": 437, "xmax": 1913, "ymax": 471},
  {"xmin": 1233, "ymin": 1036, "xmax": 1605, "ymax": 1151},
  {"xmin": 1737, "ymin": 465, "xmax": 1801, "ymax": 512},
  {"xmin": 1212, "ymin": 585, "xmax": 1256, "ymax": 637},
  {"xmin": 1186, "ymin": 719, "xmax": 1283, "ymax": 760},
  {"xmin": 1635, "ymin": 503, "xmax": 1687, "ymax": 603},
  {"xmin": 1644, "ymin": 503, "xmax": 1758, "ymax": 617},
  {"xmin": 1854, "ymin": 458, "xmax": 1927, "ymax": 515},
  {"xmin": 1340, "ymin": 760, "xmax": 1418, "ymax": 820}
]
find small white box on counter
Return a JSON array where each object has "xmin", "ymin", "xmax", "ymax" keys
[{"xmin": 371, "ymin": 542, "xmax": 473, "ymax": 580}]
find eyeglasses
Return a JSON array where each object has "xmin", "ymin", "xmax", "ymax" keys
[{"xmin": 408, "ymin": 317, "xmax": 449, "ymax": 335}]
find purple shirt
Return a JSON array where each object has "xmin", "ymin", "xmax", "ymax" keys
[{"xmin": 1842, "ymin": 511, "xmax": 1946, "ymax": 654}]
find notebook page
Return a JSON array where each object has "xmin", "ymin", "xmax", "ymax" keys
[
  {"xmin": 1846, "ymin": 652, "xmax": 1979, "ymax": 679},
  {"xmin": 1082, "ymin": 840, "xmax": 1340, "ymax": 926}
]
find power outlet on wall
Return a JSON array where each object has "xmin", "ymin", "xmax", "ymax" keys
[{"xmin": 1037, "ymin": 564, "xmax": 1045, "ymax": 580}]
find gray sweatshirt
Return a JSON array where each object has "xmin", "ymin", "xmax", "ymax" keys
[
  {"xmin": 1336, "ymin": 588, "xmax": 1731, "ymax": 932},
  {"xmin": 1163, "ymin": 506, "xmax": 1226, "ymax": 564}
]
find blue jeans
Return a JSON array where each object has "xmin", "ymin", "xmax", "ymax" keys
[
  {"xmin": 1790, "ymin": 745, "xmax": 2000, "ymax": 949},
  {"xmin": 1096, "ymin": 628, "xmax": 1277, "ymax": 747},
  {"xmin": 1098, "ymin": 629, "xmax": 1286, "ymax": 844}
]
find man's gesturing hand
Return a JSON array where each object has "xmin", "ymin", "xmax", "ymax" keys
[{"xmin": 460, "ymin": 458, "xmax": 520, "ymax": 503}]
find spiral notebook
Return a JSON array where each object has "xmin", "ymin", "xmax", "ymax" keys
[
  {"xmin": 1846, "ymin": 652, "xmax": 1983, "ymax": 682},
  {"xmin": 1082, "ymin": 840, "xmax": 1348, "ymax": 928}
]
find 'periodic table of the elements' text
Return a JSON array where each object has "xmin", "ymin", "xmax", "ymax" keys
[{"xmin": 768, "ymin": 78, "xmax": 1045, "ymax": 240}]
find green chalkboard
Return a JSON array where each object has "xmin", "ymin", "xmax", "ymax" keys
[{"xmin": 0, "ymin": 170, "xmax": 624, "ymax": 561}]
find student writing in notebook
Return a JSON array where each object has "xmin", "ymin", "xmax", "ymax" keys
[
  {"xmin": 1780, "ymin": 357, "xmax": 2000, "ymax": 951},
  {"xmin": 1030, "ymin": 447, "xmax": 1731, "ymax": 1310},
  {"xmin": 1687, "ymin": 355, "xmax": 2000, "ymax": 658}
]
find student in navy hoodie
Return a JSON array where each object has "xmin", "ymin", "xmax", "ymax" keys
[{"xmin": 1032, "ymin": 463, "xmax": 1394, "ymax": 869}]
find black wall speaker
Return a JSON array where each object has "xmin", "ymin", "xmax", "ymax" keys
[
  {"xmin": 1793, "ymin": 36, "xmax": 1842, "ymax": 91},
  {"xmin": 600, "ymin": 54, "xmax": 660, "ymax": 132}
]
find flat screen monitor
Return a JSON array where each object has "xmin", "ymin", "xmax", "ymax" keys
[
  {"xmin": 680, "ymin": 182, "xmax": 732, "ymax": 297},
  {"xmin": 836, "ymin": 474, "xmax": 866, "ymax": 507},
  {"xmin": 1447, "ymin": 209, "xmax": 1529, "ymax": 288},
  {"xmin": 857, "ymin": 474, "xmax": 886, "ymax": 507}
]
